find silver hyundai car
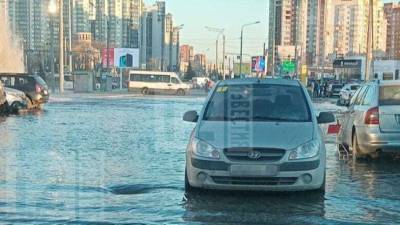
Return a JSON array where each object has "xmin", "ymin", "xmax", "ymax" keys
[
  {"xmin": 183, "ymin": 78, "xmax": 335, "ymax": 192},
  {"xmin": 338, "ymin": 80, "xmax": 400, "ymax": 159}
]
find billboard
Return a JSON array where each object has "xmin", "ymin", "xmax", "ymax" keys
[
  {"xmin": 251, "ymin": 56, "xmax": 266, "ymax": 73},
  {"xmin": 333, "ymin": 59, "xmax": 362, "ymax": 69},
  {"xmin": 102, "ymin": 48, "xmax": 114, "ymax": 68},
  {"xmin": 114, "ymin": 48, "xmax": 139, "ymax": 68},
  {"xmin": 102, "ymin": 48, "xmax": 139, "ymax": 68}
]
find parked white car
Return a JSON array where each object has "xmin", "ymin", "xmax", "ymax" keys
[
  {"xmin": 339, "ymin": 83, "xmax": 361, "ymax": 105},
  {"xmin": 0, "ymin": 82, "xmax": 7, "ymax": 115},
  {"xmin": 338, "ymin": 80, "xmax": 400, "ymax": 160},
  {"xmin": 5, "ymin": 87, "xmax": 29, "ymax": 114},
  {"xmin": 192, "ymin": 77, "xmax": 209, "ymax": 89}
]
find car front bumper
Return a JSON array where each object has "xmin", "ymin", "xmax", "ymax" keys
[
  {"xmin": 357, "ymin": 126, "xmax": 400, "ymax": 153},
  {"xmin": 31, "ymin": 93, "xmax": 49, "ymax": 104},
  {"xmin": 187, "ymin": 157, "xmax": 325, "ymax": 192}
]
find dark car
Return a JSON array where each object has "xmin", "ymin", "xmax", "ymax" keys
[
  {"xmin": 0, "ymin": 81, "xmax": 8, "ymax": 114},
  {"xmin": 0, "ymin": 73, "xmax": 49, "ymax": 108}
]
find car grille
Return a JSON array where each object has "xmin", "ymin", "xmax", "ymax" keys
[
  {"xmin": 211, "ymin": 176, "xmax": 298, "ymax": 186},
  {"xmin": 223, "ymin": 148, "xmax": 285, "ymax": 162}
]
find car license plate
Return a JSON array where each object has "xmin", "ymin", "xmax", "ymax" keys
[{"xmin": 230, "ymin": 165, "xmax": 278, "ymax": 177}]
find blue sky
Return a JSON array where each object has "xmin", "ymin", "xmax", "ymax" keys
[
  {"xmin": 145, "ymin": 0, "xmax": 395, "ymax": 62},
  {"xmin": 145, "ymin": 0, "xmax": 268, "ymax": 61}
]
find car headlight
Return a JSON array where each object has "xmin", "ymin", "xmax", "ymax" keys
[
  {"xmin": 191, "ymin": 138, "xmax": 220, "ymax": 159},
  {"xmin": 288, "ymin": 140, "xmax": 320, "ymax": 160}
]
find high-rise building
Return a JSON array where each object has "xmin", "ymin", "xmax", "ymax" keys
[
  {"xmin": 73, "ymin": 0, "xmax": 96, "ymax": 34},
  {"xmin": 384, "ymin": 2, "xmax": 400, "ymax": 59},
  {"xmin": 268, "ymin": 0, "xmax": 316, "ymax": 73},
  {"xmin": 121, "ymin": 0, "xmax": 143, "ymax": 48},
  {"xmin": 193, "ymin": 53, "xmax": 206, "ymax": 74},
  {"xmin": 140, "ymin": 1, "xmax": 178, "ymax": 71},
  {"xmin": 303, "ymin": 0, "xmax": 327, "ymax": 66},
  {"xmin": 94, "ymin": 0, "xmax": 107, "ymax": 43},
  {"xmin": 179, "ymin": 44, "xmax": 193, "ymax": 72},
  {"xmin": 94, "ymin": 0, "xmax": 142, "ymax": 48},
  {"xmin": 107, "ymin": 0, "xmax": 123, "ymax": 47},
  {"xmin": 180, "ymin": 45, "xmax": 193, "ymax": 63},
  {"xmin": 4, "ymin": 0, "xmax": 51, "ymax": 51},
  {"xmin": 324, "ymin": 0, "xmax": 386, "ymax": 59}
]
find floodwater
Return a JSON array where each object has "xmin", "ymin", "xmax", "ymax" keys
[{"xmin": 0, "ymin": 94, "xmax": 399, "ymax": 225}]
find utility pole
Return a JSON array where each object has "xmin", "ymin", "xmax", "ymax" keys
[
  {"xmin": 173, "ymin": 25, "xmax": 184, "ymax": 72},
  {"xmin": 169, "ymin": 28, "xmax": 173, "ymax": 71},
  {"xmin": 48, "ymin": 0, "xmax": 57, "ymax": 92},
  {"xmin": 106, "ymin": 1, "xmax": 110, "ymax": 71},
  {"xmin": 216, "ymin": 39, "xmax": 219, "ymax": 75},
  {"xmin": 59, "ymin": 0, "xmax": 64, "ymax": 94},
  {"xmin": 50, "ymin": 17, "xmax": 55, "ymax": 93},
  {"xmin": 263, "ymin": 42, "xmax": 266, "ymax": 78},
  {"xmin": 176, "ymin": 29, "xmax": 180, "ymax": 72},
  {"xmin": 69, "ymin": 0, "xmax": 73, "ymax": 76},
  {"xmin": 222, "ymin": 35, "xmax": 225, "ymax": 79},
  {"xmin": 365, "ymin": 0, "xmax": 374, "ymax": 81},
  {"xmin": 239, "ymin": 28, "xmax": 243, "ymax": 76},
  {"xmin": 240, "ymin": 21, "xmax": 260, "ymax": 76},
  {"xmin": 205, "ymin": 26, "xmax": 224, "ymax": 79}
]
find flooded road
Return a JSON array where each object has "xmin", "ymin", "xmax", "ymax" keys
[{"xmin": 0, "ymin": 95, "xmax": 399, "ymax": 224}]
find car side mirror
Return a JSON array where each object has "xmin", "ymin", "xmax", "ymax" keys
[
  {"xmin": 317, "ymin": 112, "xmax": 335, "ymax": 124},
  {"xmin": 183, "ymin": 110, "xmax": 198, "ymax": 123}
]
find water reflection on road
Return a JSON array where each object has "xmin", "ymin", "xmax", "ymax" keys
[{"xmin": 0, "ymin": 95, "xmax": 399, "ymax": 224}]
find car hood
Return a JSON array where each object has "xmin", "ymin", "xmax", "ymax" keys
[
  {"xmin": 5, "ymin": 87, "xmax": 25, "ymax": 97},
  {"xmin": 196, "ymin": 121, "xmax": 315, "ymax": 150},
  {"xmin": 5, "ymin": 88, "xmax": 26, "ymax": 104}
]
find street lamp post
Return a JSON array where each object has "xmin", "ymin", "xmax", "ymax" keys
[
  {"xmin": 205, "ymin": 26, "xmax": 225, "ymax": 79},
  {"xmin": 239, "ymin": 21, "xmax": 260, "ymax": 76},
  {"xmin": 171, "ymin": 24, "xmax": 184, "ymax": 72},
  {"xmin": 59, "ymin": 0, "xmax": 64, "ymax": 94},
  {"xmin": 48, "ymin": 0, "xmax": 57, "ymax": 93}
]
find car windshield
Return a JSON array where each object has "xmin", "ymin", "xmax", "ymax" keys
[
  {"xmin": 203, "ymin": 84, "xmax": 311, "ymax": 122},
  {"xmin": 380, "ymin": 85, "xmax": 400, "ymax": 105},
  {"xmin": 351, "ymin": 85, "xmax": 360, "ymax": 90},
  {"xmin": 34, "ymin": 75, "xmax": 47, "ymax": 87}
]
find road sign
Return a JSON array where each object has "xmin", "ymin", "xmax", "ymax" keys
[{"xmin": 282, "ymin": 60, "xmax": 296, "ymax": 73}]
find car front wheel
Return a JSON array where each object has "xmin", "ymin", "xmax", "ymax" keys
[
  {"xmin": 141, "ymin": 87, "xmax": 149, "ymax": 95},
  {"xmin": 177, "ymin": 89, "xmax": 185, "ymax": 96},
  {"xmin": 184, "ymin": 168, "xmax": 193, "ymax": 192}
]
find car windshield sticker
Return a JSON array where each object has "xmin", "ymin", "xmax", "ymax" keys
[{"xmin": 216, "ymin": 86, "xmax": 228, "ymax": 93}]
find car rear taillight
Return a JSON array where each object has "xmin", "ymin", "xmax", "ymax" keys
[
  {"xmin": 35, "ymin": 84, "xmax": 42, "ymax": 93},
  {"xmin": 365, "ymin": 107, "xmax": 379, "ymax": 125}
]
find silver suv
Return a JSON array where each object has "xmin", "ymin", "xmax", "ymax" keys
[
  {"xmin": 338, "ymin": 80, "xmax": 400, "ymax": 159},
  {"xmin": 183, "ymin": 78, "xmax": 335, "ymax": 192}
]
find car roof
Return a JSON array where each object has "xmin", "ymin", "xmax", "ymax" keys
[
  {"xmin": 218, "ymin": 78, "xmax": 301, "ymax": 86},
  {"xmin": 0, "ymin": 73, "xmax": 35, "ymax": 77}
]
